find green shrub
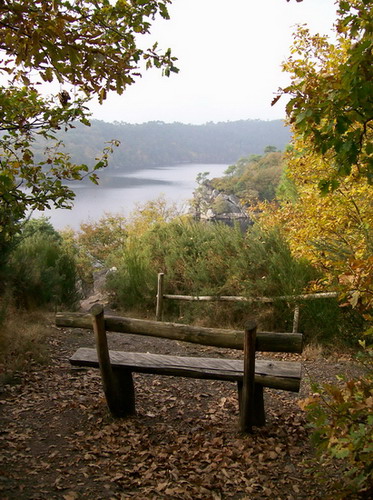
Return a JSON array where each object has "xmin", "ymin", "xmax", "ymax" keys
[
  {"xmin": 301, "ymin": 345, "xmax": 373, "ymax": 497},
  {"xmin": 7, "ymin": 218, "xmax": 79, "ymax": 309},
  {"xmin": 92, "ymin": 202, "xmax": 365, "ymax": 339},
  {"xmin": 242, "ymin": 225, "xmax": 318, "ymax": 297},
  {"xmin": 106, "ymin": 217, "xmax": 322, "ymax": 328},
  {"xmin": 106, "ymin": 239, "xmax": 156, "ymax": 311},
  {"xmin": 298, "ymin": 299, "xmax": 367, "ymax": 345}
]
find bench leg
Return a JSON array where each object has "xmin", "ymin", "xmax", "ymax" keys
[
  {"xmin": 237, "ymin": 381, "xmax": 266, "ymax": 428},
  {"xmin": 107, "ymin": 369, "xmax": 136, "ymax": 418},
  {"xmin": 91, "ymin": 305, "xmax": 136, "ymax": 418}
]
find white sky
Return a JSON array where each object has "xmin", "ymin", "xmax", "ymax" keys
[{"xmin": 89, "ymin": 0, "xmax": 337, "ymax": 125}]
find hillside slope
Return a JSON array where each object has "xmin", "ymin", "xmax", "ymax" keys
[{"xmin": 57, "ymin": 119, "xmax": 291, "ymax": 172}]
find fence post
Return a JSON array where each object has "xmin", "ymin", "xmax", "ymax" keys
[
  {"xmin": 156, "ymin": 272, "xmax": 165, "ymax": 321},
  {"xmin": 292, "ymin": 304, "xmax": 300, "ymax": 333}
]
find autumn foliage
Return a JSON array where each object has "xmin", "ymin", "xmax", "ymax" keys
[
  {"xmin": 0, "ymin": 0, "xmax": 177, "ymax": 249},
  {"xmin": 301, "ymin": 346, "xmax": 373, "ymax": 496},
  {"xmin": 275, "ymin": 0, "xmax": 372, "ymax": 188},
  {"xmin": 266, "ymin": 0, "xmax": 373, "ymax": 315},
  {"xmin": 261, "ymin": 137, "xmax": 372, "ymax": 314}
]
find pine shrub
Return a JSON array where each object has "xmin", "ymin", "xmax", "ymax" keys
[{"xmin": 7, "ymin": 219, "xmax": 79, "ymax": 309}]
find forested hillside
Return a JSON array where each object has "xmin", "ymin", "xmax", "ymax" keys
[
  {"xmin": 209, "ymin": 150, "xmax": 284, "ymax": 203},
  {"xmin": 56, "ymin": 119, "xmax": 291, "ymax": 172}
]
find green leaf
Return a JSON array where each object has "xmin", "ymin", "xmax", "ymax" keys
[{"xmin": 0, "ymin": 0, "xmax": 176, "ymax": 238}]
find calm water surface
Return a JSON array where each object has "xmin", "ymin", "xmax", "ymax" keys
[{"xmin": 34, "ymin": 163, "xmax": 229, "ymax": 230}]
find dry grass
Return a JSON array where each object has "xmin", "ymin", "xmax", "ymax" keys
[
  {"xmin": 0, "ymin": 308, "xmax": 52, "ymax": 385},
  {"xmin": 302, "ymin": 343, "xmax": 324, "ymax": 361}
]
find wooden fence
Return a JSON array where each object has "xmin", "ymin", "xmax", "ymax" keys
[{"xmin": 155, "ymin": 272, "xmax": 338, "ymax": 333}]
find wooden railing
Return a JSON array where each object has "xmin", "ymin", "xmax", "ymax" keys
[{"xmin": 155, "ymin": 272, "xmax": 338, "ymax": 332}]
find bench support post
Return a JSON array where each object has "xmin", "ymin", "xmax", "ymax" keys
[
  {"xmin": 237, "ymin": 381, "xmax": 265, "ymax": 428},
  {"xmin": 239, "ymin": 321, "xmax": 265, "ymax": 432},
  {"xmin": 91, "ymin": 304, "xmax": 135, "ymax": 417}
]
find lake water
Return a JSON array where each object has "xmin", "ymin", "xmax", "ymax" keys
[{"xmin": 34, "ymin": 163, "xmax": 229, "ymax": 231}]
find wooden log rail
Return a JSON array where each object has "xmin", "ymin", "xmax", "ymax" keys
[{"xmin": 155, "ymin": 272, "xmax": 339, "ymax": 332}]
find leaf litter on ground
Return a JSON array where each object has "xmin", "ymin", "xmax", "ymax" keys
[{"xmin": 0, "ymin": 324, "xmax": 364, "ymax": 499}]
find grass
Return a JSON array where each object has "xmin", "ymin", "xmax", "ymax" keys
[{"xmin": 0, "ymin": 307, "xmax": 52, "ymax": 385}]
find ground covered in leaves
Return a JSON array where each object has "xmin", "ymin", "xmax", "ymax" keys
[{"xmin": 0, "ymin": 318, "xmax": 363, "ymax": 499}]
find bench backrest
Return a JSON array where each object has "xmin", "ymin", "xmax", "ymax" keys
[{"xmin": 56, "ymin": 308, "xmax": 303, "ymax": 354}]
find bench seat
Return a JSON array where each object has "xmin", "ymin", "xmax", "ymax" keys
[{"xmin": 70, "ymin": 348, "xmax": 301, "ymax": 392}]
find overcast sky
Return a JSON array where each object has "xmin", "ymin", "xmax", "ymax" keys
[{"xmin": 89, "ymin": 0, "xmax": 337, "ymax": 125}]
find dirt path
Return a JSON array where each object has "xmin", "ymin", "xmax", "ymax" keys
[{"xmin": 0, "ymin": 322, "xmax": 362, "ymax": 499}]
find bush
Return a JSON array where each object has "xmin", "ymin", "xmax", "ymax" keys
[
  {"xmin": 107, "ymin": 215, "xmax": 321, "ymax": 327},
  {"xmin": 301, "ymin": 344, "xmax": 373, "ymax": 497},
  {"xmin": 107, "ymin": 239, "xmax": 156, "ymax": 311},
  {"xmin": 298, "ymin": 299, "xmax": 367, "ymax": 345},
  {"xmin": 78, "ymin": 201, "xmax": 365, "ymax": 340},
  {"xmin": 6, "ymin": 218, "xmax": 79, "ymax": 309}
]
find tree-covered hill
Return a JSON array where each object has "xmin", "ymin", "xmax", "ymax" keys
[
  {"xmin": 209, "ymin": 150, "xmax": 284, "ymax": 203},
  {"xmin": 58, "ymin": 119, "xmax": 291, "ymax": 172}
]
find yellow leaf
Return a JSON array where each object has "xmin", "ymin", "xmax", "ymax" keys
[{"xmin": 63, "ymin": 493, "xmax": 79, "ymax": 500}]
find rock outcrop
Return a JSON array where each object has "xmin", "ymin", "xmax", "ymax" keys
[
  {"xmin": 79, "ymin": 268, "xmax": 117, "ymax": 311},
  {"xmin": 190, "ymin": 180, "xmax": 252, "ymax": 230}
]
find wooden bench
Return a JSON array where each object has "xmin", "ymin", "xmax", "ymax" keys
[{"xmin": 56, "ymin": 305, "xmax": 303, "ymax": 432}]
